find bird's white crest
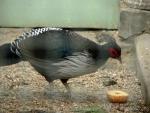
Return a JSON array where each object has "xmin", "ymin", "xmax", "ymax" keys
[{"xmin": 99, "ymin": 41, "xmax": 108, "ymax": 45}]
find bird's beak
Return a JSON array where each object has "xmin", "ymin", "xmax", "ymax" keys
[{"xmin": 118, "ymin": 57, "xmax": 122, "ymax": 64}]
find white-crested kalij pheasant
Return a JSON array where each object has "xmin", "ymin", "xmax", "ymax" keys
[{"xmin": 0, "ymin": 28, "xmax": 121, "ymax": 91}]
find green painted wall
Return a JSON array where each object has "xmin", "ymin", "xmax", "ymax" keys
[{"xmin": 0, "ymin": 0, "xmax": 119, "ymax": 29}]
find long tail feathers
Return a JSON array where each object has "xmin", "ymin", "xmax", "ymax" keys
[{"xmin": 0, "ymin": 43, "xmax": 21, "ymax": 66}]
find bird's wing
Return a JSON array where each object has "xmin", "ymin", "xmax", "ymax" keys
[
  {"xmin": 50, "ymin": 51, "xmax": 98, "ymax": 79},
  {"xmin": 11, "ymin": 28, "xmax": 96, "ymax": 61},
  {"xmin": 11, "ymin": 28, "xmax": 71, "ymax": 59}
]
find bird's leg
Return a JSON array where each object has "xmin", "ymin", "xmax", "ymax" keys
[
  {"xmin": 44, "ymin": 76, "xmax": 55, "ymax": 90},
  {"xmin": 48, "ymin": 81, "xmax": 54, "ymax": 89},
  {"xmin": 61, "ymin": 79, "xmax": 70, "ymax": 91},
  {"xmin": 60, "ymin": 79, "xmax": 72, "ymax": 97}
]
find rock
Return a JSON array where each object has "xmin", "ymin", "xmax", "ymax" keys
[
  {"xmin": 103, "ymin": 77, "xmax": 117, "ymax": 86},
  {"xmin": 123, "ymin": 0, "xmax": 150, "ymax": 10},
  {"xmin": 135, "ymin": 34, "xmax": 150, "ymax": 105},
  {"xmin": 119, "ymin": 8, "xmax": 150, "ymax": 39}
]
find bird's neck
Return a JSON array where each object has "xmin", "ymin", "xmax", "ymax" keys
[{"xmin": 99, "ymin": 45, "xmax": 110, "ymax": 60}]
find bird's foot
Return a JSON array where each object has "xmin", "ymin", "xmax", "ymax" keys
[{"xmin": 66, "ymin": 88, "xmax": 72, "ymax": 98}]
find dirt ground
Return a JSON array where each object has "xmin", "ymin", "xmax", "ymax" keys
[{"xmin": 0, "ymin": 28, "xmax": 149, "ymax": 113}]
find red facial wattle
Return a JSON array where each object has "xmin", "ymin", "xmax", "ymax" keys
[{"xmin": 108, "ymin": 48, "xmax": 121, "ymax": 58}]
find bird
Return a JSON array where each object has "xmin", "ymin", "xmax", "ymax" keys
[{"xmin": 0, "ymin": 27, "xmax": 121, "ymax": 92}]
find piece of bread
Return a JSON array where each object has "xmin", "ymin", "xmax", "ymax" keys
[{"xmin": 107, "ymin": 90, "xmax": 128, "ymax": 103}]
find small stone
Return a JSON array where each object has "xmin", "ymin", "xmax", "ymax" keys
[
  {"xmin": 137, "ymin": 81, "xmax": 141, "ymax": 86},
  {"xmin": 103, "ymin": 78, "xmax": 117, "ymax": 86},
  {"xmin": 117, "ymin": 106, "xmax": 125, "ymax": 112}
]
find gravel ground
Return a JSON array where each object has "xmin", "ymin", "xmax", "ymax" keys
[{"xmin": 0, "ymin": 28, "xmax": 149, "ymax": 113}]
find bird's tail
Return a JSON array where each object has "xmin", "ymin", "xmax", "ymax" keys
[{"xmin": 0, "ymin": 43, "xmax": 21, "ymax": 66}]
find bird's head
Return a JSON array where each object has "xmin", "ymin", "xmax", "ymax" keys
[
  {"xmin": 96, "ymin": 33, "xmax": 122, "ymax": 63},
  {"xmin": 108, "ymin": 47, "xmax": 121, "ymax": 63}
]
